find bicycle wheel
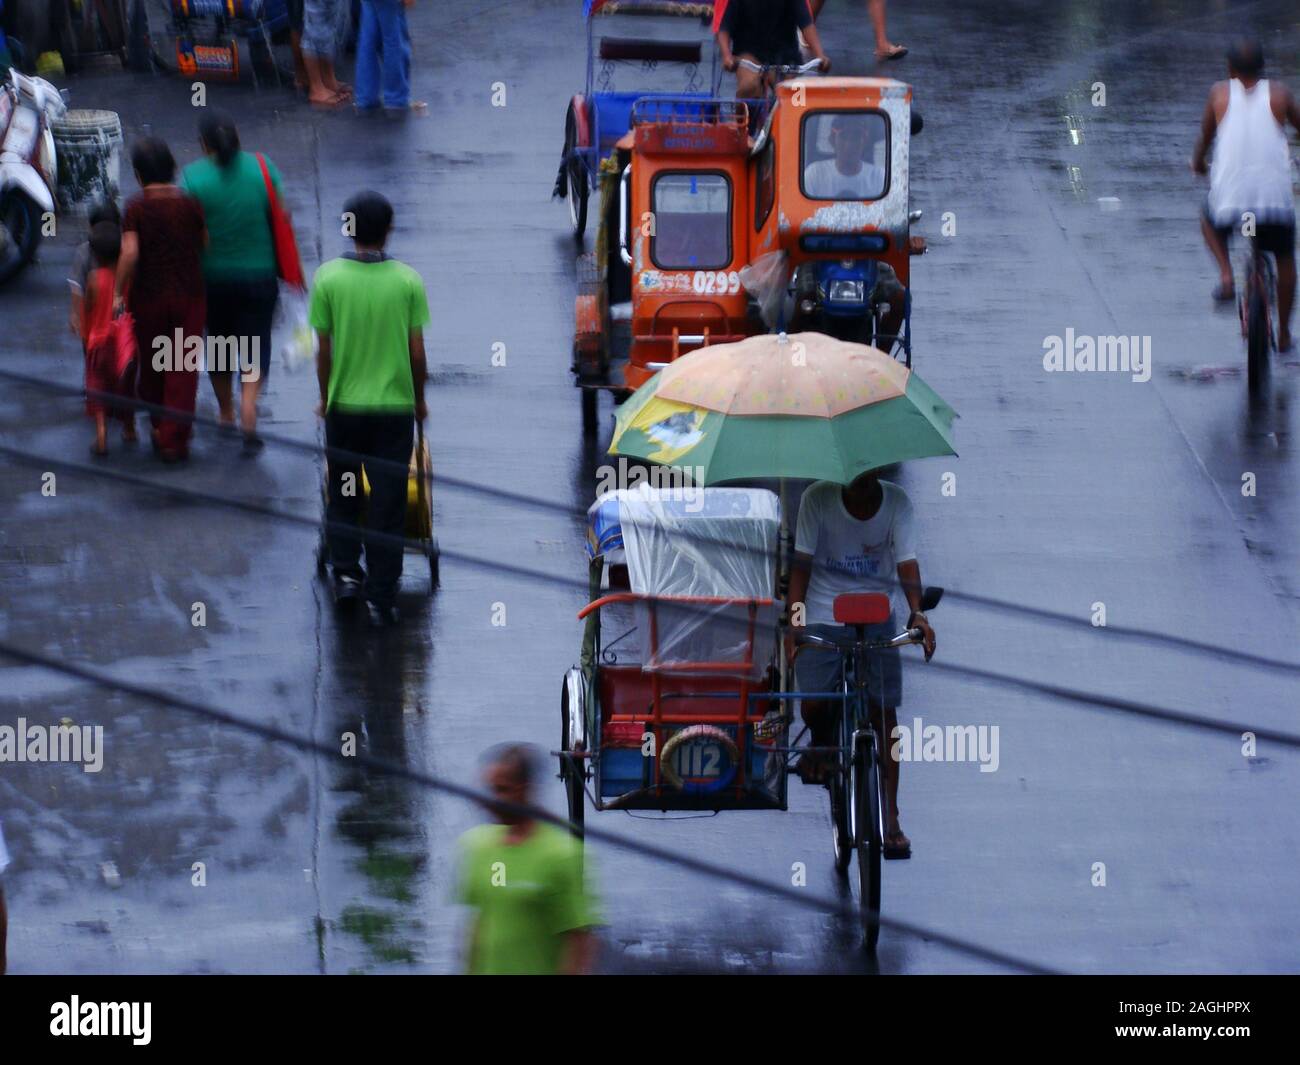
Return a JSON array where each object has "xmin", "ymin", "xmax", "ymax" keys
[
  {"xmin": 829, "ymin": 768, "xmax": 852, "ymax": 875},
  {"xmin": 1246, "ymin": 275, "xmax": 1271, "ymax": 396},
  {"xmin": 560, "ymin": 674, "xmax": 586, "ymax": 839},
  {"xmin": 828, "ymin": 675, "xmax": 853, "ymax": 875},
  {"xmin": 564, "ymin": 105, "xmax": 589, "ymax": 242},
  {"xmin": 851, "ymin": 731, "xmax": 884, "ymax": 951}
]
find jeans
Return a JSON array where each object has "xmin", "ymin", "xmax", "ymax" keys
[
  {"xmin": 325, "ymin": 410, "xmax": 414, "ymax": 605},
  {"xmin": 355, "ymin": 0, "xmax": 411, "ymax": 109}
]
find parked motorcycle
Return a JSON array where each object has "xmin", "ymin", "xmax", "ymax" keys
[{"xmin": 0, "ymin": 67, "xmax": 65, "ymax": 283}]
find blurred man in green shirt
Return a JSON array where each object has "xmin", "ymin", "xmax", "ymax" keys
[
  {"xmin": 310, "ymin": 190, "xmax": 429, "ymax": 626},
  {"xmin": 458, "ymin": 745, "xmax": 600, "ymax": 975}
]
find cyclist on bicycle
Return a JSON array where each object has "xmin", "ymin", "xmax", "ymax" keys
[
  {"xmin": 784, "ymin": 470, "xmax": 935, "ymax": 860},
  {"xmin": 716, "ymin": 0, "xmax": 830, "ymax": 100},
  {"xmin": 1192, "ymin": 38, "xmax": 1300, "ymax": 352}
]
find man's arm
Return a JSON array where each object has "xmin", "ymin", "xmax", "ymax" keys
[
  {"xmin": 784, "ymin": 553, "xmax": 813, "ymax": 661},
  {"xmin": 114, "ymin": 230, "xmax": 139, "ymax": 307},
  {"xmin": 409, "ymin": 329, "xmax": 427, "ymax": 421},
  {"xmin": 717, "ymin": 28, "xmax": 737, "ymax": 71},
  {"xmin": 315, "ymin": 332, "xmax": 332, "ymax": 417},
  {"xmin": 896, "ymin": 559, "xmax": 935, "ymax": 659},
  {"xmin": 1192, "ymin": 84, "xmax": 1223, "ymax": 175},
  {"xmin": 1280, "ymin": 83, "xmax": 1300, "ymax": 136}
]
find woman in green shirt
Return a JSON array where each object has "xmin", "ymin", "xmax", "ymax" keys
[{"xmin": 181, "ymin": 113, "xmax": 286, "ymax": 453}]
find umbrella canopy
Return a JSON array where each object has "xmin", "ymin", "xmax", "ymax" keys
[{"xmin": 609, "ymin": 332, "xmax": 957, "ymax": 484}]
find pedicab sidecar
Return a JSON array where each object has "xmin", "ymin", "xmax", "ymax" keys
[
  {"xmin": 557, "ymin": 0, "xmax": 721, "ymax": 241},
  {"xmin": 558, "ymin": 486, "xmax": 790, "ymax": 831}
]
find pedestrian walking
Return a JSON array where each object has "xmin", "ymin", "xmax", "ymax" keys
[
  {"xmin": 355, "ymin": 0, "xmax": 421, "ymax": 113},
  {"xmin": 181, "ymin": 112, "xmax": 289, "ymax": 453},
  {"xmin": 114, "ymin": 137, "xmax": 207, "ymax": 464},
  {"xmin": 310, "ymin": 190, "xmax": 428, "ymax": 626},
  {"xmin": 67, "ymin": 197, "xmax": 120, "ymax": 338},
  {"xmin": 81, "ymin": 221, "xmax": 135, "ymax": 456},
  {"xmin": 808, "ymin": 0, "xmax": 907, "ymax": 62},
  {"xmin": 457, "ymin": 745, "xmax": 600, "ymax": 975},
  {"xmin": 301, "ymin": 0, "xmax": 353, "ymax": 109}
]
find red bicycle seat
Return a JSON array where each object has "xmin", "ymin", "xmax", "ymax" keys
[{"xmin": 832, "ymin": 592, "xmax": 891, "ymax": 626}]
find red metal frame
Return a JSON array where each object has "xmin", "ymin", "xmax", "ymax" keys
[{"xmin": 580, "ymin": 591, "xmax": 774, "ymax": 799}]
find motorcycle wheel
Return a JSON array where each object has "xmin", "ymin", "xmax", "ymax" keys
[{"xmin": 0, "ymin": 192, "xmax": 41, "ymax": 285}]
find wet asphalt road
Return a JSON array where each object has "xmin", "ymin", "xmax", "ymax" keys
[{"xmin": 1, "ymin": 0, "xmax": 1298, "ymax": 974}]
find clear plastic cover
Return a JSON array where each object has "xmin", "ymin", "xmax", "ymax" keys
[
  {"xmin": 613, "ymin": 485, "xmax": 780, "ymax": 676},
  {"xmin": 738, "ymin": 249, "xmax": 791, "ymax": 331}
]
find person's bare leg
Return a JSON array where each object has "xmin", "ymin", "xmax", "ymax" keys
[
  {"xmin": 303, "ymin": 55, "xmax": 343, "ymax": 106},
  {"xmin": 1201, "ymin": 215, "xmax": 1234, "ymax": 294},
  {"xmin": 93, "ymin": 410, "xmax": 107, "ymax": 454},
  {"xmin": 871, "ymin": 704, "xmax": 906, "ymax": 842},
  {"xmin": 868, "ymin": 0, "xmax": 905, "ymax": 59},
  {"xmin": 209, "ymin": 372, "xmax": 236, "ymax": 425},
  {"xmin": 799, "ymin": 697, "xmax": 836, "ymax": 779},
  {"xmin": 240, "ymin": 377, "xmax": 260, "ymax": 437},
  {"xmin": 808, "ymin": 0, "xmax": 826, "ymax": 16},
  {"xmin": 291, "ymin": 31, "xmax": 309, "ymax": 90},
  {"xmin": 1275, "ymin": 252, "xmax": 1295, "ymax": 350}
]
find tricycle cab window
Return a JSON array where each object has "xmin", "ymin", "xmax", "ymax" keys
[
  {"xmin": 800, "ymin": 111, "xmax": 890, "ymax": 202},
  {"xmin": 650, "ymin": 172, "xmax": 732, "ymax": 270}
]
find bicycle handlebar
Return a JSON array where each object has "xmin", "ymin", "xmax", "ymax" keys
[
  {"xmin": 736, "ymin": 57, "xmax": 826, "ymax": 77},
  {"xmin": 790, "ymin": 626, "xmax": 925, "ymax": 659}
]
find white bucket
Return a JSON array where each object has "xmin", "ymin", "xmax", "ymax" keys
[{"xmin": 51, "ymin": 109, "xmax": 124, "ymax": 214}]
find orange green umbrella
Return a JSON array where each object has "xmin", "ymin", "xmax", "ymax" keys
[{"xmin": 609, "ymin": 332, "xmax": 957, "ymax": 483}]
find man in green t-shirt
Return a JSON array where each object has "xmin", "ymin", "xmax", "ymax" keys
[
  {"xmin": 309, "ymin": 190, "xmax": 429, "ymax": 626},
  {"xmin": 458, "ymin": 745, "xmax": 600, "ymax": 975}
]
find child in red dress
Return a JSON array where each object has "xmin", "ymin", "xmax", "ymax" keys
[{"xmin": 82, "ymin": 221, "xmax": 136, "ymax": 456}]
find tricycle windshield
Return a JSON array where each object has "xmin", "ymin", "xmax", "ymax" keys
[
  {"xmin": 800, "ymin": 110, "xmax": 890, "ymax": 201},
  {"xmin": 651, "ymin": 172, "xmax": 732, "ymax": 269}
]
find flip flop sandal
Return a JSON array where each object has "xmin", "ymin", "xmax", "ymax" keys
[
  {"xmin": 1212, "ymin": 282, "xmax": 1236, "ymax": 303},
  {"xmin": 876, "ymin": 45, "xmax": 908, "ymax": 61},
  {"xmin": 883, "ymin": 832, "xmax": 912, "ymax": 860}
]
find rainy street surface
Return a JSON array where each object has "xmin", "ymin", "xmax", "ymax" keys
[{"xmin": 1, "ymin": 0, "xmax": 1298, "ymax": 974}]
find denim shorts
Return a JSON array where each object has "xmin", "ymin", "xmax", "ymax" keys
[{"xmin": 795, "ymin": 620, "xmax": 903, "ymax": 708}]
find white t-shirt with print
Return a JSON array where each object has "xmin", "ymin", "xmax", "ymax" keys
[
  {"xmin": 804, "ymin": 159, "xmax": 886, "ymax": 200},
  {"xmin": 794, "ymin": 480, "xmax": 917, "ymax": 625}
]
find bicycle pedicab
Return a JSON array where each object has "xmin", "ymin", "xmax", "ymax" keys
[
  {"xmin": 555, "ymin": 0, "xmax": 722, "ymax": 242},
  {"xmin": 558, "ymin": 484, "xmax": 940, "ymax": 949}
]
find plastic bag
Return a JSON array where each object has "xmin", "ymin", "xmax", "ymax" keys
[
  {"xmin": 274, "ymin": 286, "xmax": 316, "ymax": 373},
  {"xmin": 738, "ymin": 250, "xmax": 791, "ymax": 331}
]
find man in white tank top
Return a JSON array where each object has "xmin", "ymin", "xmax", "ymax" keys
[{"xmin": 1192, "ymin": 39, "xmax": 1300, "ymax": 351}]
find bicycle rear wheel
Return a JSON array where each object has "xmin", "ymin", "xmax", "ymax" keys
[
  {"xmin": 851, "ymin": 732, "xmax": 884, "ymax": 951},
  {"xmin": 1246, "ymin": 259, "xmax": 1272, "ymax": 396}
]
